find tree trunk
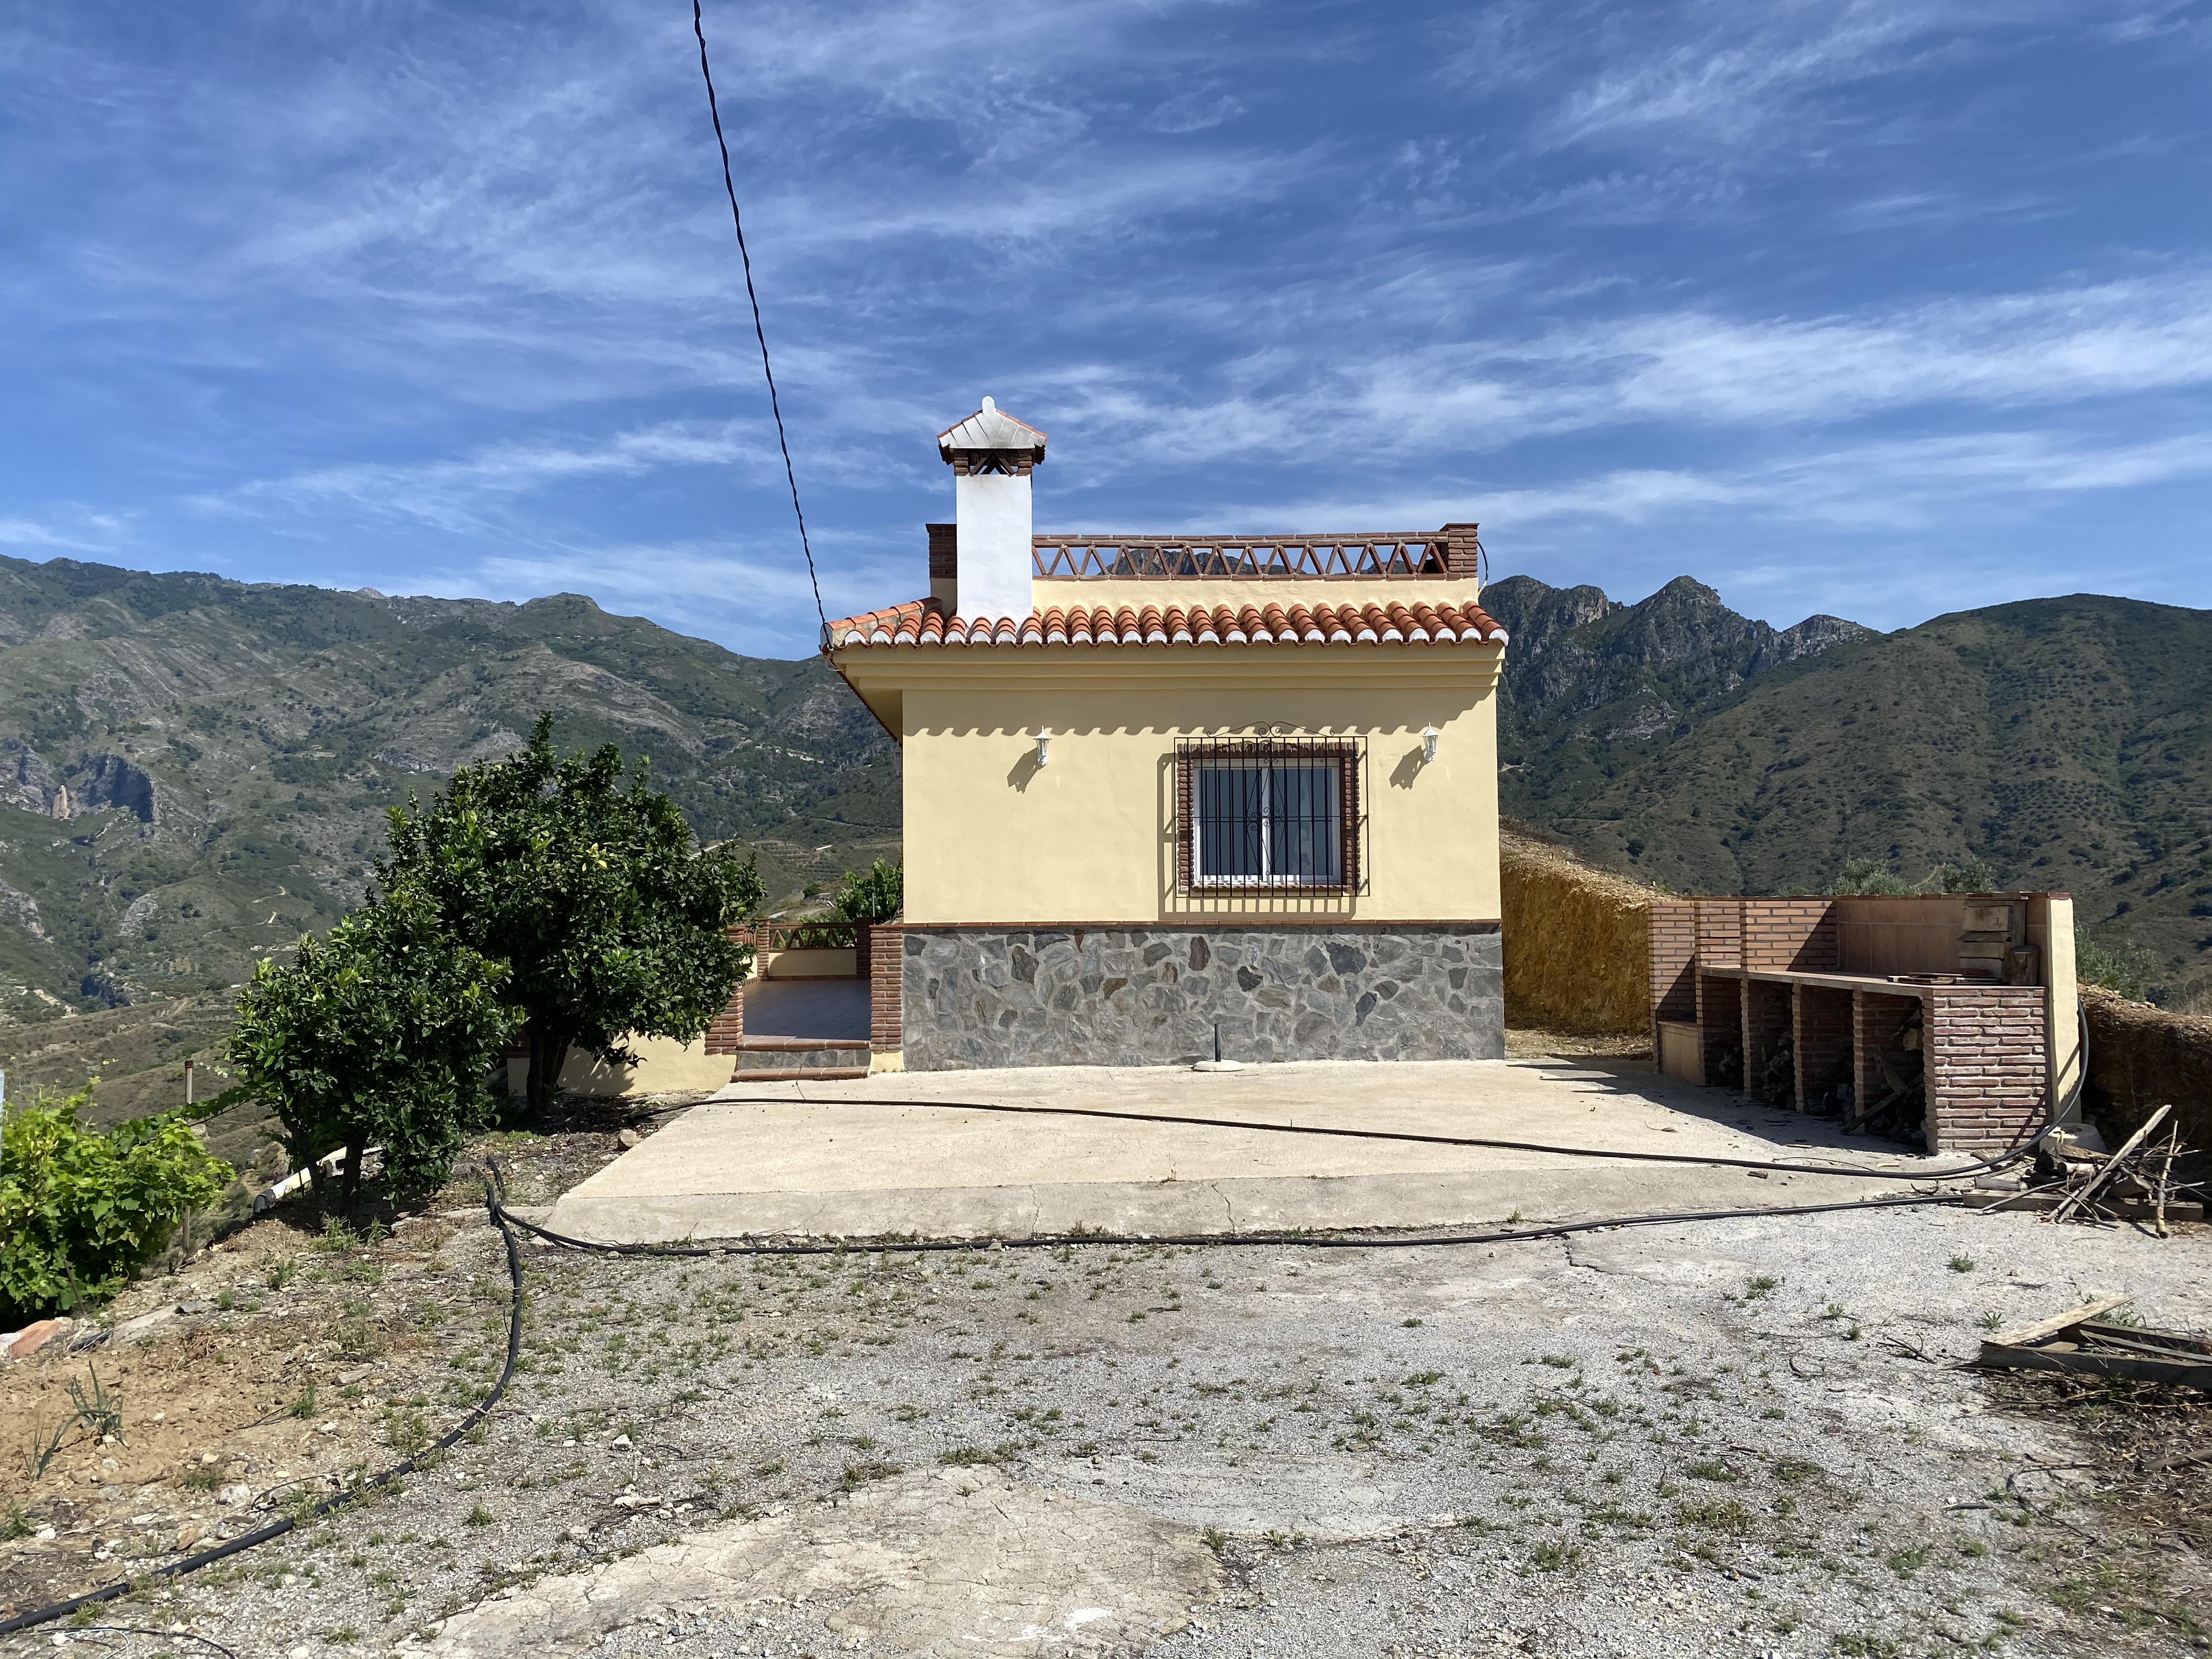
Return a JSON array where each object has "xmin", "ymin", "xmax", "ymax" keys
[
  {"xmin": 342, "ymin": 1138, "xmax": 365, "ymax": 1206},
  {"xmin": 526, "ymin": 1023, "xmax": 571, "ymax": 1121}
]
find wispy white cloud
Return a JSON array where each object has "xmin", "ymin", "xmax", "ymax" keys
[
  {"xmin": 206, "ymin": 424, "xmax": 781, "ymax": 535},
  {"xmin": 1031, "ymin": 269, "xmax": 2212, "ymax": 481},
  {"xmin": 1447, "ymin": 0, "xmax": 2097, "ymax": 157},
  {"xmin": 0, "ymin": 509, "xmax": 132, "ymax": 554}
]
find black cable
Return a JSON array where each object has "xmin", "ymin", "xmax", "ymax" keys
[
  {"xmin": 495, "ymin": 1188, "xmax": 1965, "ymax": 1260},
  {"xmin": 691, "ymin": 0, "xmax": 826, "ymax": 633},
  {"xmin": 640, "ymin": 1092, "xmax": 2047, "ymax": 1184},
  {"xmin": 40, "ymin": 1629, "xmax": 234, "ymax": 1659},
  {"xmin": 0, "ymin": 1172, "xmax": 528, "ymax": 1641}
]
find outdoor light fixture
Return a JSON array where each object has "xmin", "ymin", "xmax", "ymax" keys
[
  {"xmin": 1421, "ymin": 725, "xmax": 1440, "ymax": 763},
  {"xmin": 1036, "ymin": 729, "xmax": 1051, "ymax": 766}
]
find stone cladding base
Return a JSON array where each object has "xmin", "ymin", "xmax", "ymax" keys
[{"xmin": 900, "ymin": 923, "xmax": 1503, "ymax": 1072}]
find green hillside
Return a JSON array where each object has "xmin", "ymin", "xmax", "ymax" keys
[
  {"xmin": 0, "ymin": 555, "xmax": 898, "ymax": 1032},
  {"xmin": 1520, "ymin": 591, "xmax": 2212, "ymax": 1006}
]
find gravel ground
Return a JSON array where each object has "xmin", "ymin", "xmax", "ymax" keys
[{"xmin": 1, "ymin": 1122, "xmax": 2205, "ymax": 1659}]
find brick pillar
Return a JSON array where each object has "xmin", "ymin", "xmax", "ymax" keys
[
  {"xmin": 1441, "ymin": 522, "xmax": 1483, "ymax": 577},
  {"xmin": 703, "ymin": 984, "xmax": 745, "ymax": 1055},
  {"xmin": 870, "ymin": 923, "xmax": 904, "ymax": 1055},
  {"xmin": 1649, "ymin": 900, "xmax": 1696, "ymax": 1028},
  {"xmin": 1695, "ymin": 973, "xmax": 1741, "ymax": 1088},
  {"xmin": 1793, "ymin": 984, "xmax": 1854, "ymax": 1113},
  {"xmin": 1924, "ymin": 986, "xmax": 2048, "ymax": 1154},
  {"xmin": 1742, "ymin": 979, "xmax": 1794, "ymax": 1103},
  {"xmin": 1740, "ymin": 898, "xmax": 1838, "ymax": 972},
  {"xmin": 704, "ymin": 925, "xmax": 752, "ymax": 1056}
]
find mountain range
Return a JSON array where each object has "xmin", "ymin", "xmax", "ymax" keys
[
  {"xmin": 3, "ymin": 553, "xmax": 2207, "ymax": 1060},
  {"xmin": 1487, "ymin": 574, "xmax": 2210, "ymax": 1005},
  {"xmin": 0, "ymin": 554, "xmax": 896, "ymax": 1035}
]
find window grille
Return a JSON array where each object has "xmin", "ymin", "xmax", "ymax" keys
[{"xmin": 1175, "ymin": 738, "xmax": 1361, "ymax": 894}]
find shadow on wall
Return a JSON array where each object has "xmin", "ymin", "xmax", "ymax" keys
[
  {"xmin": 2081, "ymin": 986, "xmax": 2212, "ymax": 1187},
  {"xmin": 1499, "ymin": 825, "xmax": 1659, "ymax": 1035}
]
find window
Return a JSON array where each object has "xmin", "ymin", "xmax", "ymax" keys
[{"xmin": 1177, "ymin": 738, "xmax": 1361, "ymax": 893}]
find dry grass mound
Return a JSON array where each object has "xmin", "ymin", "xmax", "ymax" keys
[{"xmin": 1500, "ymin": 823, "xmax": 1664, "ymax": 1035}]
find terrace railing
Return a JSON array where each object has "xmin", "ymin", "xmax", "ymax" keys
[
  {"xmin": 751, "ymin": 919, "xmax": 865, "ymax": 952},
  {"xmin": 1031, "ymin": 532, "xmax": 1464, "ymax": 580}
]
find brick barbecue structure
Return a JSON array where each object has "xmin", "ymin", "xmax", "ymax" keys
[{"xmin": 1649, "ymin": 892, "xmax": 2081, "ymax": 1154}]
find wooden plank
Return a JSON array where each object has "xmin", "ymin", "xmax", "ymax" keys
[
  {"xmin": 1962, "ymin": 1193, "xmax": 2204, "ymax": 1221},
  {"xmin": 1987, "ymin": 1293, "xmax": 2135, "ymax": 1349},
  {"xmin": 2075, "ymin": 1321, "xmax": 2212, "ymax": 1359},
  {"xmin": 1979, "ymin": 1344, "xmax": 2212, "ymax": 1389}
]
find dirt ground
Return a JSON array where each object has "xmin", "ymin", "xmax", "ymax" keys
[{"xmin": 0, "ymin": 1107, "xmax": 2205, "ymax": 1659}]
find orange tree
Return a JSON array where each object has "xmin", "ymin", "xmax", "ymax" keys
[
  {"xmin": 381, "ymin": 714, "xmax": 764, "ymax": 1118},
  {"xmin": 228, "ymin": 889, "xmax": 515, "ymax": 1201}
]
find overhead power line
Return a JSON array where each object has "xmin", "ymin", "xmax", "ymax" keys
[{"xmin": 691, "ymin": 0, "xmax": 826, "ymax": 632}]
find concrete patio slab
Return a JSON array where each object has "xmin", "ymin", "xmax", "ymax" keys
[{"xmin": 544, "ymin": 1058, "xmax": 1986, "ymax": 1244}]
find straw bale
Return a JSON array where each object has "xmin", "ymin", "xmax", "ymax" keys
[{"xmin": 1500, "ymin": 826, "xmax": 1662, "ymax": 1035}]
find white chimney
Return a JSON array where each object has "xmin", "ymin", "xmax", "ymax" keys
[{"xmin": 936, "ymin": 396, "xmax": 1046, "ymax": 622}]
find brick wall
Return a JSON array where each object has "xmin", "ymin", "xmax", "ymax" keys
[
  {"xmin": 1925, "ymin": 986, "xmax": 2048, "ymax": 1153},
  {"xmin": 703, "ymin": 983, "xmax": 745, "ymax": 1055},
  {"xmin": 1793, "ymin": 984, "xmax": 1854, "ymax": 1112},
  {"xmin": 1695, "ymin": 973, "xmax": 1741, "ymax": 1087},
  {"xmin": 1649, "ymin": 900, "xmax": 1697, "ymax": 1026},
  {"xmin": 1741, "ymin": 899, "xmax": 1839, "ymax": 973},
  {"xmin": 1694, "ymin": 898, "xmax": 1742, "ymax": 968},
  {"xmin": 870, "ymin": 923, "xmax": 904, "ymax": 1054},
  {"xmin": 1742, "ymin": 979, "xmax": 1794, "ymax": 1104}
]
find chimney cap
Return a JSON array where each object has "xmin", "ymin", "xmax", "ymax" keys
[{"xmin": 938, "ymin": 397, "xmax": 1047, "ymax": 473}]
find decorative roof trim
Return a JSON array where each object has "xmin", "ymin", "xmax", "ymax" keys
[{"xmin": 823, "ymin": 596, "xmax": 1509, "ymax": 652}]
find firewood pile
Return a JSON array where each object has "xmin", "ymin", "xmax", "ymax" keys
[{"xmin": 1977, "ymin": 1104, "xmax": 2205, "ymax": 1231}]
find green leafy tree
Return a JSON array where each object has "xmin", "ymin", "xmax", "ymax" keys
[
  {"xmin": 1, "ymin": 1086, "xmax": 232, "ymax": 1322},
  {"xmin": 228, "ymin": 891, "xmax": 516, "ymax": 1201},
  {"xmin": 832, "ymin": 858, "xmax": 904, "ymax": 924},
  {"xmin": 1829, "ymin": 853, "xmax": 1999, "ymax": 896},
  {"xmin": 382, "ymin": 714, "xmax": 765, "ymax": 1116},
  {"xmin": 2075, "ymin": 925, "xmax": 2160, "ymax": 1003},
  {"xmin": 1827, "ymin": 856, "xmax": 1916, "ymax": 896}
]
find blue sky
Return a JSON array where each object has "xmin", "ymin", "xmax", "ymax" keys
[{"xmin": 2, "ymin": 1, "xmax": 2208, "ymax": 658}]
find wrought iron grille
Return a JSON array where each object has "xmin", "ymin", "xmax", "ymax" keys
[
  {"xmin": 1036, "ymin": 534, "xmax": 1455, "ymax": 580},
  {"xmin": 1175, "ymin": 738, "xmax": 1362, "ymax": 894}
]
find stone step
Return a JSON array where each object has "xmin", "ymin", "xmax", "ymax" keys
[{"xmin": 731, "ymin": 1038, "xmax": 870, "ymax": 1075}]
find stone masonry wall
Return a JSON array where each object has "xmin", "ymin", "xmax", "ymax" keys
[{"xmin": 899, "ymin": 924, "xmax": 1503, "ymax": 1071}]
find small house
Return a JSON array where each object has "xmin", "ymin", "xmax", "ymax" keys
[{"xmin": 825, "ymin": 399, "xmax": 1511, "ymax": 1073}]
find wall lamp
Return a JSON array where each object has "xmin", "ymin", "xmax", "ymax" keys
[
  {"xmin": 1421, "ymin": 724, "xmax": 1440, "ymax": 763},
  {"xmin": 1035, "ymin": 729, "xmax": 1052, "ymax": 766}
]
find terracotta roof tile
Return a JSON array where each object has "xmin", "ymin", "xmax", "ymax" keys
[{"xmin": 824, "ymin": 597, "xmax": 1509, "ymax": 650}]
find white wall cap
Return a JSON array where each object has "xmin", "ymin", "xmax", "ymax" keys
[{"xmin": 938, "ymin": 398, "xmax": 1047, "ymax": 458}]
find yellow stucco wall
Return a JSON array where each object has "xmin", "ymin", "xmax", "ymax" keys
[
  {"xmin": 505, "ymin": 1034, "xmax": 732, "ymax": 1099},
  {"xmin": 833, "ymin": 647, "xmax": 1503, "ymax": 925}
]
